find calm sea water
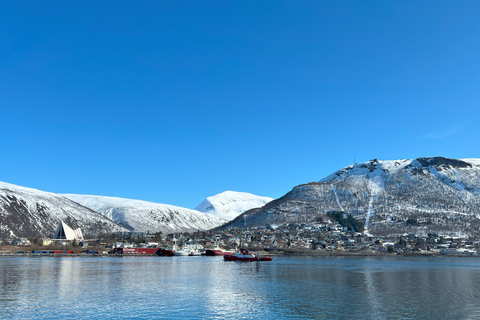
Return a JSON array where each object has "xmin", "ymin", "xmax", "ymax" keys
[{"xmin": 1, "ymin": 255, "xmax": 480, "ymax": 320}]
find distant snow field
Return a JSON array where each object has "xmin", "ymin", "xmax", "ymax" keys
[{"xmin": 195, "ymin": 190, "xmax": 274, "ymax": 220}]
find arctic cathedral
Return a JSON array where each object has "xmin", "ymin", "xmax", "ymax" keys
[{"xmin": 53, "ymin": 221, "xmax": 84, "ymax": 241}]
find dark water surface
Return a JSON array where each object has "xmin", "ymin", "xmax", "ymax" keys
[{"xmin": 1, "ymin": 255, "xmax": 480, "ymax": 319}]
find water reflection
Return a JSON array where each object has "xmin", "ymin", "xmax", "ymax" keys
[{"xmin": 1, "ymin": 256, "xmax": 480, "ymax": 319}]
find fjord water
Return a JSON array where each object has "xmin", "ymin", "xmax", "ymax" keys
[{"xmin": 1, "ymin": 256, "xmax": 480, "ymax": 320}]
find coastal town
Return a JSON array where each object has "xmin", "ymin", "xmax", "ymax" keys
[{"xmin": 1, "ymin": 221, "xmax": 478, "ymax": 257}]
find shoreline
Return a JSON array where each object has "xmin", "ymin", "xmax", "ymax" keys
[
  {"xmin": 1, "ymin": 244, "xmax": 478, "ymax": 258},
  {"xmin": 1, "ymin": 249, "xmax": 477, "ymax": 259},
  {"xmin": 260, "ymin": 248, "xmax": 479, "ymax": 258}
]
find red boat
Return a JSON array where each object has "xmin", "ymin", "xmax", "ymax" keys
[
  {"xmin": 223, "ymin": 248, "xmax": 273, "ymax": 262},
  {"xmin": 160, "ymin": 248, "xmax": 175, "ymax": 256},
  {"xmin": 205, "ymin": 247, "xmax": 234, "ymax": 256},
  {"xmin": 111, "ymin": 247, "xmax": 160, "ymax": 255},
  {"xmin": 159, "ymin": 244, "xmax": 178, "ymax": 256}
]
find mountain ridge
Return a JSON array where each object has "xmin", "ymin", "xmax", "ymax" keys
[
  {"xmin": 63, "ymin": 193, "xmax": 227, "ymax": 235},
  {"xmin": 221, "ymin": 157, "xmax": 480, "ymax": 237},
  {"xmin": 0, "ymin": 181, "xmax": 127, "ymax": 238}
]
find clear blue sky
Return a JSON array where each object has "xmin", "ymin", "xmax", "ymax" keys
[{"xmin": 1, "ymin": 1, "xmax": 479, "ymax": 208}]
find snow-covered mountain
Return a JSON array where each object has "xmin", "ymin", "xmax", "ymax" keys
[
  {"xmin": 0, "ymin": 181, "xmax": 127, "ymax": 239},
  {"xmin": 222, "ymin": 157, "xmax": 480, "ymax": 237},
  {"xmin": 63, "ymin": 194, "xmax": 227, "ymax": 235},
  {"xmin": 195, "ymin": 191, "xmax": 274, "ymax": 220}
]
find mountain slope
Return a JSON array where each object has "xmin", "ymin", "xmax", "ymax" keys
[
  {"xmin": 0, "ymin": 182, "xmax": 127, "ymax": 238},
  {"xmin": 195, "ymin": 191, "xmax": 274, "ymax": 220},
  {"xmin": 63, "ymin": 194, "xmax": 227, "ymax": 234},
  {"xmin": 222, "ymin": 157, "xmax": 480, "ymax": 237}
]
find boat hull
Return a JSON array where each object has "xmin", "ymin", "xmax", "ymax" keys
[
  {"xmin": 173, "ymin": 250, "xmax": 189, "ymax": 256},
  {"xmin": 160, "ymin": 249, "xmax": 174, "ymax": 256},
  {"xmin": 205, "ymin": 249, "xmax": 234, "ymax": 256},
  {"xmin": 111, "ymin": 248, "xmax": 161, "ymax": 255},
  {"xmin": 224, "ymin": 255, "xmax": 257, "ymax": 261},
  {"xmin": 223, "ymin": 255, "xmax": 273, "ymax": 261},
  {"xmin": 258, "ymin": 256, "xmax": 273, "ymax": 261}
]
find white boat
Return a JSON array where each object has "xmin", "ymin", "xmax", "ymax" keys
[
  {"xmin": 173, "ymin": 248, "xmax": 189, "ymax": 256},
  {"xmin": 174, "ymin": 241, "xmax": 204, "ymax": 256}
]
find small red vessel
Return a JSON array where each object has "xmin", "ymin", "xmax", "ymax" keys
[
  {"xmin": 223, "ymin": 248, "xmax": 272, "ymax": 262},
  {"xmin": 205, "ymin": 246, "xmax": 234, "ymax": 256},
  {"xmin": 111, "ymin": 247, "xmax": 160, "ymax": 255},
  {"xmin": 160, "ymin": 246, "xmax": 176, "ymax": 256}
]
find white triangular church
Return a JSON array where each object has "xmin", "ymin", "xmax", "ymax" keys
[{"xmin": 53, "ymin": 221, "xmax": 84, "ymax": 241}]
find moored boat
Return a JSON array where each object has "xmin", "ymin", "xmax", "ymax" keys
[
  {"xmin": 188, "ymin": 250, "xmax": 203, "ymax": 256},
  {"xmin": 171, "ymin": 241, "xmax": 205, "ymax": 256},
  {"xmin": 173, "ymin": 248, "xmax": 189, "ymax": 256},
  {"xmin": 185, "ymin": 242, "xmax": 205, "ymax": 256},
  {"xmin": 160, "ymin": 245, "xmax": 177, "ymax": 256},
  {"xmin": 205, "ymin": 245, "xmax": 234, "ymax": 256},
  {"xmin": 111, "ymin": 247, "xmax": 161, "ymax": 255},
  {"xmin": 223, "ymin": 248, "xmax": 272, "ymax": 262}
]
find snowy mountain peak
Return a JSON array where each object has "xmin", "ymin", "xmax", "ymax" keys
[
  {"xmin": 320, "ymin": 158, "xmax": 412, "ymax": 183},
  {"xmin": 63, "ymin": 194, "xmax": 227, "ymax": 234},
  {"xmin": 195, "ymin": 191, "xmax": 274, "ymax": 221},
  {"xmin": 320, "ymin": 157, "xmax": 478, "ymax": 183}
]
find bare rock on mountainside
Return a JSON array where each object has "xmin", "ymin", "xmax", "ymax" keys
[
  {"xmin": 0, "ymin": 182, "xmax": 127, "ymax": 239},
  {"xmin": 221, "ymin": 157, "xmax": 480, "ymax": 237}
]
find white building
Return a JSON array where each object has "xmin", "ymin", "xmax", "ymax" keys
[{"xmin": 53, "ymin": 221, "xmax": 84, "ymax": 241}]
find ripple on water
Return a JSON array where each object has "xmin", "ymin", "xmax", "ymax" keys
[{"xmin": 1, "ymin": 256, "xmax": 480, "ymax": 319}]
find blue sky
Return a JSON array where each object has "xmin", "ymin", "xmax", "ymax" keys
[{"xmin": 1, "ymin": 1, "xmax": 479, "ymax": 208}]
